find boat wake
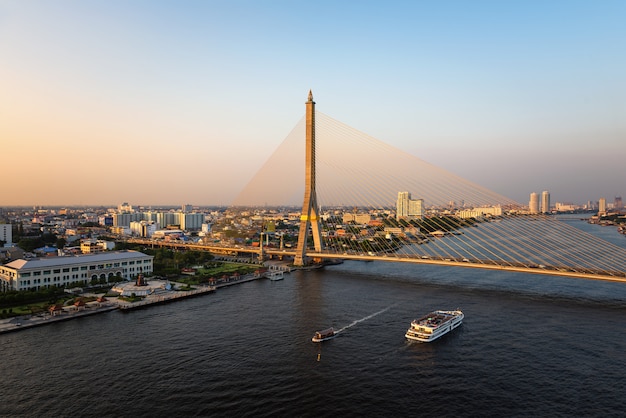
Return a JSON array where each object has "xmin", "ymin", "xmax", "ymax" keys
[{"xmin": 335, "ymin": 305, "xmax": 393, "ymax": 335}]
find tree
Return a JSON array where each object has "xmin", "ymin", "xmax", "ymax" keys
[
  {"xmin": 56, "ymin": 237, "xmax": 67, "ymax": 249},
  {"xmin": 18, "ymin": 238, "xmax": 44, "ymax": 252},
  {"xmin": 115, "ymin": 241, "xmax": 133, "ymax": 250},
  {"xmin": 41, "ymin": 233, "xmax": 57, "ymax": 244},
  {"xmin": 81, "ymin": 222, "xmax": 100, "ymax": 227}
]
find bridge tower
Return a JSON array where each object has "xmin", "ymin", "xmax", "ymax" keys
[{"xmin": 294, "ymin": 90, "xmax": 323, "ymax": 266}]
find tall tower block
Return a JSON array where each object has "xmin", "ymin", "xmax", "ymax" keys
[
  {"xmin": 294, "ymin": 90, "xmax": 323, "ymax": 266},
  {"xmin": 541, "ymin": 190, "xmax": 550, "ymax": 214}
]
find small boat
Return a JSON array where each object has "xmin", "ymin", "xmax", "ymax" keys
[
  {"xmin": 405, "ymin": 309, "xmax": 463, "ymax": 342},
  {"xmin": 311, "ymin": 327, "xmax": 336, "ymax": 342},
  {"xmin": 267, "ymin": 271, "xmax": 284, "ymax": 281}
]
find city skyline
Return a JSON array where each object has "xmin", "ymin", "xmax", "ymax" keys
[{"xmin": 1, "ymin": 1, "xmax": 625, "ymax": 206}]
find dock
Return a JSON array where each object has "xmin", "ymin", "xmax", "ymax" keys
[{"xmin": 117, "ymin": 285, "xmax": 216, "ymax": 310}]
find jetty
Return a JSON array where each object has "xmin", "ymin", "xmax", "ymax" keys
[{"xmin": 117, "ymin": 285, "xmax": 215, "ymax": 310}]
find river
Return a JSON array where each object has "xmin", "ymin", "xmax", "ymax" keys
[{"xmin": 1, "ymin": 215, "xmax": 625, "ymax": 417}]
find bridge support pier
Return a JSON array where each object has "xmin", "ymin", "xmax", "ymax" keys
[{"xmin": 258, "ymin": 232, "xmax": 265, "ymax": 263}]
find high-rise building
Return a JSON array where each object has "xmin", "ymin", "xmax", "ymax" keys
[
  {"xmin": 396, "ymin": 192, "xmax": 424, "ymax": 220},
  {"xmin": 118, "ymin": 202, "xmax": 133, "ymax": 213},
  {"xmin": 599, "ymin": 197, "xmax": 607, "ymax": 213},
  {"xmin": 409, "ymin": 199, "xmax": 424, "ymax": 218},
  {"xmin": 180, "ymin": 213, "xmax": 204, "ymax": 231},
  {"xmin": 615, "ymin": 196, "xmax": 623, "ymax": 210},
  {"xmin": 142, "ymin": 211, "xmax": 159, "ymax": 223},
  {"xmin": 529, "ymin": 192, "xmax": 539, "ymax": 214},
  {"xmin": 0, "ymin": 224, "xmax": 12, "ymax": 245},
  {"xmin": 157, "ymin": 212, "xmax": 180, "ymax": 229},
  {"xmin": 541, "ymin": 191, "xmax": 550, "ymax": 214},
  {"xmin": 397, "ymin": 192, "xmax": 410, "ymax": 219},
  {"xmin": 130, "ymin": 221, "xmax": 158, "ymax": 237},
  {"xmin": 113, "ymin": 212, "xmax": 143, "ymax": 227}
]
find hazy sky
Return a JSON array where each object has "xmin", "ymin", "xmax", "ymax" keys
[{"xmin": 1, "ymin": 0, "xmax": 624, "ymax": 206}]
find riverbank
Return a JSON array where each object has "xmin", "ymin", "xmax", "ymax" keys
[
  {"xmin": 0, "ymin": 304, "xmax": 119, "ymax": 334},
  {"xmin": 0, "ymin": 273, "xmax": 271, "ymax": 334}
]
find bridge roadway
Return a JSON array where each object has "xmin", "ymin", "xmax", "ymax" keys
[{"xmin": 125, "ymin": 238, "xmax": 626, "ymax": 284}]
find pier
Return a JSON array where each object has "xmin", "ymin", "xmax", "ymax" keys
[{"xmin": 117, "ymin": 285, "xmax": 216, "ymax": 311}]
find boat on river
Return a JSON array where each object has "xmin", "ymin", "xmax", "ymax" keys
[
  {"xmin": 405, "ymin": 310, "xmax": 463, "ymax": 342},
  {"xmin": 311, "ymin": 327, "xmax": 336, "ymax": 342},
  {"xmin": 267, "ymin": 271, "xmax": 284, "ymax": 281}
]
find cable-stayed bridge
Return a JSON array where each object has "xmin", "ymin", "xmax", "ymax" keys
[{"xmin": 160, "ymin": 92, "xmax": 626, "ymax": 283}]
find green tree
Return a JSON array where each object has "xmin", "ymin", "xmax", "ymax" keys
[
  {"xmin": 81, "ymin": 222, "xmax": 100, "ymax": 227},
  {"xmin": 41, "ymin": 233, "xmax": 57, "ymax": 244},
  {"xmin": 18, "ymin": 238, "xmax": 44, "ymax": 252},
  {"xmin": 114, "ymin": 241, "xmax": 133, "ymax": 250}
]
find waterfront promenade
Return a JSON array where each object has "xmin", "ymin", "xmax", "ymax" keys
[
  {"xmin": 0, "ymin": 304, "xmax": 119, "ymax": 334},
  {"xmin": 0, "ymin": 271, "xmax": 277, "ymax": 334}
]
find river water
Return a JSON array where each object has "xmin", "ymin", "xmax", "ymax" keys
[{"xmin": 1, "ymin": 216, "xmax": 626, "ymax": 417}]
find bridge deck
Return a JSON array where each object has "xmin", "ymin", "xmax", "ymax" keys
[{"xmin": 125, "ymin": 238, "xmax": 626, "ymax": 284}]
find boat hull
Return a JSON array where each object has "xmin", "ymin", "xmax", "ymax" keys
[{"xmin": 311, "ymin": 334, "xmax": 336, "ymax": 343}]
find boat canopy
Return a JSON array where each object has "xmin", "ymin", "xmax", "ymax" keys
[{"xmin": 316, "ymin": 327, "xmax": 334, "ymax": 337}]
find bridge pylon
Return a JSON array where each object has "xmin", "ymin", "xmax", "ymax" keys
[{"xmin": 294, "ymin": 90, "xmax": 323, "ymax": 266}]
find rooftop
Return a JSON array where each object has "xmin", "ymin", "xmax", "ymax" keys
[{"xmin": 3, "ymin": 250, "xmax": 151, "ymax": 270}]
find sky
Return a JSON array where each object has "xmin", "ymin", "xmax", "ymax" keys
[{"xmin": 1, "ymin": 0, "xmax": 624, "ymax": 207}]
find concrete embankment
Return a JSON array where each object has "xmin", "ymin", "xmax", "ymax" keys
[
  {"xmin": 0, "ymin": 305, "xmax": 119, "ymax": 334},
  {"xmin": 0, "ymin": 273, "xmax": 270, "ymax": 334}
]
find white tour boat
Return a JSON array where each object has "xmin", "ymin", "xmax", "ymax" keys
[
  {"xmin": 267, "ymin": 271, "xmax": 284, "ymax": 281},
  {"xmin": 311, "ymin": 327, "xmax": 336, "ymax": 342},
  {"xmin": 405, "ymin": 309, "xmax": 464, "ymax": 342}
]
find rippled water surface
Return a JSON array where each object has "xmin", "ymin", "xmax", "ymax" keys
[{"xmin": 2, "ymin": 218, "xmax": 626, "ymax": 417}]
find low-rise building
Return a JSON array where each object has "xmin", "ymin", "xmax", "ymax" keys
[
  {"xmin": 0, "ymin": 246, "xmax": 24, "ymax": 263},
  {"xmin": 80, "ymin": 239, "xmax": 115, "ymax": 254},
  {"xmin": 0, "ymin": 250, "xmax": 153, "ymax": 292},
  {"xmin": 555, "ymin": 202, "xmax": 579, "ymax": 212},
  {"xmin": 152, "ymin": 229, "xmax": 184, "ymax": 240},
  {"xmin": 342, "ymin": 213, "xmax": 372, "ymax": 225},
  {"xmin": 457, "ymin": 206, "xmax": 503, "ymax": 219}
]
